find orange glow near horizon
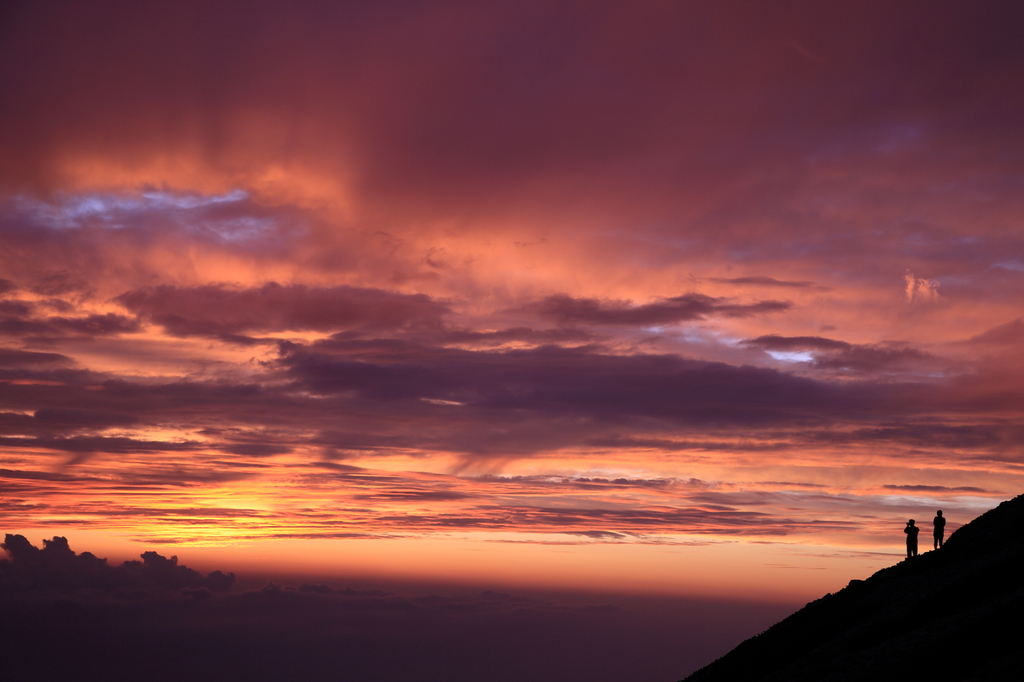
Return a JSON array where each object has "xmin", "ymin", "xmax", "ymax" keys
[{"xmin": 3, "ymin": 524, "xmax": 905, "ymax": 603}]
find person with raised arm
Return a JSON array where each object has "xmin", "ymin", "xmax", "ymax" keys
[{"xmin": 904, "ymin": 519, "xmax": 919, "ymax": 558}]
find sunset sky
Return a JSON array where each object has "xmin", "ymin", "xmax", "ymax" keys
[{"xmin": 2, "ymin": 0, "xmax": 1023, "ymax": 619}]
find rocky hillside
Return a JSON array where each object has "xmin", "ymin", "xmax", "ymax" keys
[{"xmin": 682, "ymin": 495, "xmax": 1024, "ymax": 681}]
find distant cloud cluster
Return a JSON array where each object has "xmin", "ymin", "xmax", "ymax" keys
[
  {"xmin": 0, "ymin": 534, "xmax": 233, "ymax": 596},
  {"xmin": 904, "ymin": 272, "xmax": 941, "ymax": 304}
]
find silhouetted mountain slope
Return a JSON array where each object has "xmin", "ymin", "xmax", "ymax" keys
[{"xmin": 682, "ymin": 494, "xmax": 1024, "ymax": 682}]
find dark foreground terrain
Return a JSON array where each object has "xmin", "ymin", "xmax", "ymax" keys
[{"xmin": 683, "ymin": 494, "xmax": 1024, "ymax": 682}]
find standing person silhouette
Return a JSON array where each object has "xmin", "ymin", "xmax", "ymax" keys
[
  {"xmin": 904, "ymin": 519, "xmax": 919, "ymax": 558},
  {"xmin": 933, "ymin": 510, "xmax": 946, "ymax": 549}
]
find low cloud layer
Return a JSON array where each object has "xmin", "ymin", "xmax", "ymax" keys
[{"xmin": 0, "ymin": 534, "xmax": 795, "ymax": 682}]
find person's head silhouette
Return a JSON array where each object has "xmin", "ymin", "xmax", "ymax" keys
[
  {"xmin": 936, "ymin": 510, "xmax": 942, "ymax": 517},
  {"xmin": 908, "ymin": 519, "xmax": 915, "ymax": 525}
]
